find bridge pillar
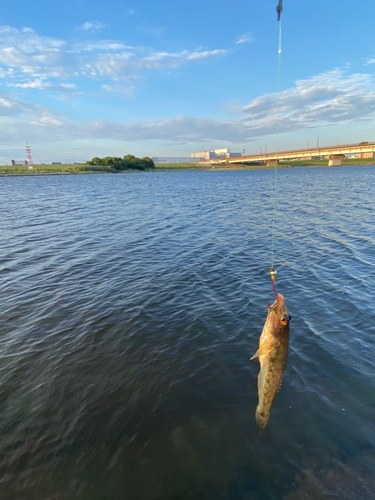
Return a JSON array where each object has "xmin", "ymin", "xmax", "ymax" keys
[
  {"xmin": 328, "ymin": 154, "xmax": 345, "ymax": 167},
  {"xmin": 266, "ymin": 159, "xmax": 277, "ymax": 167}
]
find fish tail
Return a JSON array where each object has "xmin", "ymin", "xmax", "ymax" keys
[{"xmin": 255, "ymin": 406, "xmax": 269, "ymax": 433}]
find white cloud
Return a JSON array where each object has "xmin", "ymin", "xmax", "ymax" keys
[
  {"xmin": 75, "ymin": 41, "xmax": 132, "ymax": 52},
  {"xmin": 60, "ymin": 83, "xmax": 76, "ymax": 89},
  {"xmin": 232, "ymin": 69, "xmax": 375, "ymax": 132},
  {"xmin": 83, "ymin": 48, "xmax": 229, "ymax": 81},
  {"xmin": 235, "ymin": 33, "xmax": 253, "ymax": 45},
  {"xmin": 187, "ymin": 49, "xmax": 228, "ymax": 60},
  {"xmin": 9, "ymin": 78, "xmax": 77, "ymax": 93},
  {"xmin": 81, "ymin": 21, "xmax": 108, "ymax": 33},
  {"xmin": 31, "ymin": 116, "xmax": 63, "ymax": 126},
  {"xmin": 0, "ymin": 25, "xmax": 229, "ymax": 90},
  {"xmin": 12, "ymin": 78, "xmax": 52, "ymax": 89},
  {"xmin": 0, "ymin": 90, "xmax": 55, "ymax": 117},
  {"xmin": 0, "ymin": 114, "xmax": 253, "ymax": 145},
  {"xmin": 0, "ymin": 26, "xmax": 68, "ymax": 80},
  {"xmin": 101, "ymin": 83, "xmax": 135, "ymax": 95},
  {"xmin": 3, "ymin": 70, "xmax": 375, "ymax": 146}
]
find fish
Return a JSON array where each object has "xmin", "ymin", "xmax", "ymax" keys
[{"xmin": 251, "ymin": 293, "xmax": 290, "ymax": 431}]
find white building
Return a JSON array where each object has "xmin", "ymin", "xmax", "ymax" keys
[{"xmin": 191, "ymin": 148, "xmax": 242, "ymax": 160}]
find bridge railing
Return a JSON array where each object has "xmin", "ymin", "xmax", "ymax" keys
[{"xmin": 241, "ymin": 141, "xmax": 375, "ymax": 159}]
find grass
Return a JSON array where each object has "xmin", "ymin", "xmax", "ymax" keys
[
  {"xmin": 156, "ymin": 158, "xmax": 375, "ymax": 171},
  {"xmin": 0, "ymin": 164, "xmax": 140, "ymax": 175},
  {"xmin": 0, "ymin": 164, "xmax": 90, "ymax": 175},
  {"xmin": 278, "ymin": 158, "xmax": 375, "ymax": 167}
]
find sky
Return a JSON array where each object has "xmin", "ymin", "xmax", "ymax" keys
[{"xmin": 1, "ymin": 0, "xmax": 375, "ymax": 163}]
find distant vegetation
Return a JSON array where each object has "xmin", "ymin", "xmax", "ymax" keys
[{"xmin": 86, "ymin": 155, "xmax": 155, "ymax": 171}]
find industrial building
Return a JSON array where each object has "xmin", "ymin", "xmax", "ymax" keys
[{"xmin": 191, "ymin": 148, "xmax": 242, "ymax": 160}]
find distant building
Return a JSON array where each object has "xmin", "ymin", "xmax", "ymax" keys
[
  {"xmin": 11, "ymin": 160, "xmax": 27, "ymax": 165},
  {"xmin": 213, "ymin": 148, "xmax": 242, "ymax": 158},
  {"xmin": 52, "ymin": 162, "xmax": 62, "ymax": 165},
  {"xmin": 191, "ymin": 148, "xmax": 242, "ymax": 160},
  {"xmin": 191, "ymin": 151, "xmax": 216, "ymax": 160}
]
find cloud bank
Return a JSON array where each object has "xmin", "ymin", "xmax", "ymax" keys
[
  {"xmin": 232, "ymin": 69, "xmax": 375, "ymax": 131},
  {"xmin": 2, "ymin": 67, "xmax": 375, "ymax": 147},
  {"xmin": 0, "ymin": 25, "xmax": 228, "ymax": 91}
]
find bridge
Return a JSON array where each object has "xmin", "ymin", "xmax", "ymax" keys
[{"xmin": 198, "ymin": 141, "xmax": 375, "ymax": 167}]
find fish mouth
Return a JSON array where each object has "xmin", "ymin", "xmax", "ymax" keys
[
  {"xmin": 276, "ymin": 294, "xmax": 285, "ymax": 311},
  {"xmin": 268, "ymin": 293, "xmax": 285, "ymax": 311},
  {"xmin": 271, "ymin": 295, "xmax": 290, "ymax": 324}
]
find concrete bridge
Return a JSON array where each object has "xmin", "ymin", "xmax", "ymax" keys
[{"xmin": 199, "ymin": 141, "xmax": 375, "ymax": 167}]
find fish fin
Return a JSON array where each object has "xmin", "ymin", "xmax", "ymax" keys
[
  {"xmin": 275, "ymin": 373, "xmax": 286, "ymax": 394},
  {"xmin": 250, "ymin": 343, "xmax": 276, "ymax": 360}
]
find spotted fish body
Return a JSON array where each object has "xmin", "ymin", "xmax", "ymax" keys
[{"xmin": 251, "ymin": 294, "xmax": 290, "ymax": 431}]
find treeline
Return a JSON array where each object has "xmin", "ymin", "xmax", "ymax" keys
[{"xmin": 86, "ymin": 155, "xmax": 155, "ymax": 171}]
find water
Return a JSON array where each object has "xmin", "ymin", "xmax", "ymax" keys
[{"xmin": 0, "ymin": 166, "xmax": 374, "ymax": 499}]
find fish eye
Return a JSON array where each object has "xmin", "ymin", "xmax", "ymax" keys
[{"xmin": 280, "ymin": 315, "xmax": 289, "ymax": 325}]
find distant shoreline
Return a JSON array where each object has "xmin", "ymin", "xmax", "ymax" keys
[
  {"xmin": 0, "ymin": 159, "xmax": 374, "ymax": 176},
  {"xmin": 0, "ymin": 172, "xmax": 75, "ymax": 177}
]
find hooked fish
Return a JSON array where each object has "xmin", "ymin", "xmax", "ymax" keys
[{"xmin": 251, "ymin": 293, "xmax": 290, "ymax": 431}]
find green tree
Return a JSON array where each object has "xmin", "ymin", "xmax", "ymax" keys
[
  {"xmin": 87, "ymin": 156, "xmax": 103, "ymax": 165},
  {"xmin": 141, "ymin": 157, "xmax": 155, "ymax": 169},
  {"xmin": 86, "ymin": 154, "xmax": 155, "ymax": 171}
]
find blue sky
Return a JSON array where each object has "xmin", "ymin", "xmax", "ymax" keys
[{"xmin": 1, "ymin": 0, "xmax": 375, "ymax": 163}]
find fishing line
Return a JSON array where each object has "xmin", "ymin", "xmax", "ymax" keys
[{"xmin": 270, "ymin": 2, "xmax": 283, "ymax": 287}]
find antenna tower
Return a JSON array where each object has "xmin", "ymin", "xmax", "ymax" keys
[{"xmin": 25, "ymin": 141, "xmax": 34, "ymax": 166}]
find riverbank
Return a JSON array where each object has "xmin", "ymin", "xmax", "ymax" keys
[
  {"xmin": 0, "ymin": 164, "xmax": 134, "ymax": 176},
  {"xmin": 152, "ymin": 158, "xmax": 375, "ymax": 171},
  {"xmin": 0, "ymin": 158, "xmax": 374, "ymax": 175}
]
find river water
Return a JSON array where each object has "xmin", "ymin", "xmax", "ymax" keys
[{"xmin": 0, "ymin": 166, "xmax": 374, "ymax": 499}]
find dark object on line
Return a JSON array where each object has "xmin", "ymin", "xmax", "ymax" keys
[{"xmin": 276, "ymin": 0, "xmax": 283, "ymax": 21}]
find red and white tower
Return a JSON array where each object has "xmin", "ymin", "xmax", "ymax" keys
[{"xmin": 25, "ymin": 141, "xmax": 34, "ymax": 166}]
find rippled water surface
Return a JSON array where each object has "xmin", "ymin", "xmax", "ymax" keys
[{"xmin": 1, "ymin": 167, "xmax": 375, "ymax": 499}]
